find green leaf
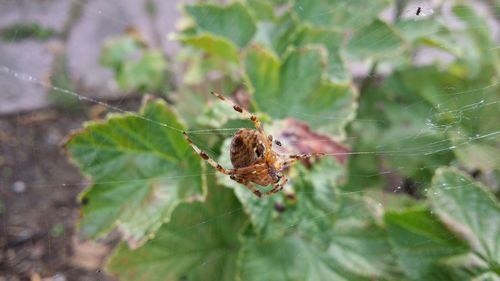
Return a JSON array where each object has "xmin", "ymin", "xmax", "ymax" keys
[
  {"xmin": 64, "ymin": 98, "xmax": 203, "ymax": 246},
  {"xmin": 429, "ymin": 168, "xmax": 500, "ymax": 271},
  {"xmin": 345, "ymin": 20, "xmax": 406, "ymax": 61},
  {"xmin": 101, "ymin": 37, "xmax": 167, "ymax": 93},
  {"xmin": 395, "ymin": 19, "xmax": 446, "ymax": 42},
  {"xmin": 175, "ymin": 48, "xmax": 240, "ymax": 86},
  {"xmin": 245, "ymin": 0, "xmax": 275, "ymax": 21},
  {"xmin": 452, "ymin": 5, "xmax": 499, "ymax": 73},
  {"xmin": 441, "ymin": 254, "xmax": 500, "ymax": 281},
  {"xmin": 231, "ymin": 155, "xmax": 343, "ymax": 242},
  {"xmin": 214, "ymin": 136, "xmax": 399, "ymax": 280},
  {"xmin": 349, "ymin": 74, "xmax": 454, "ymax": 185},
  {"xmin": 179, "ymin": 33, "xmax": 240, "ymax": 63},
  {"xmin": 237, "ymin": 236, "xmax": 307, "ymax": 281},
  {"xmin": 116, "ymin": 50, "xmax": 167, "ymax": 93},
  {"xmin": 107, "ymin": 182, "xmax": 245, "ymax": 281},
  {"xmin": 341, "ymin": 148, "xmax": 386, "ymax": 192},
  {"xmin": 294, "ymin": 25, "xmax": 349, "ymax": 82},
  {"xmin": 293, "ymin": 0, "xmax": 389, "ymax": 30},
  {"xmin": 245, "ymin": 45, "xmax": 357, "ymax": 137},
  {"xmin": 385, "ymin": 208, "xmax": 468, "ymax": 281},
  {"xmin": 101, "ymin": 36, "xmax": 141, "ymax": 70},
  {"xmin": 326, "ymin": 197, "xmax": 402, "ymax": 280},
  {"xmin": 253, "ymin": 12, "xmax": 299, "ymax": 56},
  {"xmin": 394, "ymin": 18, "xmax": 461, "ymax": 56},
  {"xmin": 185, "ymin": 2, "xmax": 256, "ymax": 48},
  {"xmin": 385, "ymin": 65, "xmax": 500, "ymax": 173},
  {"xmin": 244, "ymin": 44, "xmax": 280, "ymax": 97},
  {"xmin": 238, "ymin": 197, "xmax": 400, "ymax": 281},
  {"xmin": 446, "ymin": 82, "xmax": 500, "ymax": 175},
  {"xmin": 453, "ymin": 143, "xmax": 500, "ymax": 172},
  {"xmin": 196, "ymin": 99, "xmax": 249, "ymax": 128}
]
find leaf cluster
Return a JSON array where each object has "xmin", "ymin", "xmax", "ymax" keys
[
  {"xmin": 65, "ymin": 0, "xmax": 500, "ymax": 280},
  {"xmin": 100, "ymin": 34, "xmax": 168, "ymax": 94}
]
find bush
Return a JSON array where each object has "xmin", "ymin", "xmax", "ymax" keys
[
  {"xmin": 64, "ymin": 0, "xmax": 499, "ymax": 280},
  {"xmin": 101, "ymin": 32, "xmax": 168, "ymax": 95}
]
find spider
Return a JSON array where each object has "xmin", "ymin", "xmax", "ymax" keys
[{"xmin": 182, "ymin": 92, "xmax": 324, "ymax": 198}]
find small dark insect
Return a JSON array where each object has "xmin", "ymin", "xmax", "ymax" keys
[
  {"xmin": 183, "ymin": 92, "xmax": 325, "ymax": 198},
  {"xmin": 416, "ymin": 7, "xmax": 422, "ymax": 15}
]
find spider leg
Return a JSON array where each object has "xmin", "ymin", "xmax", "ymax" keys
[
  {"xmin": 211, "ymin": 91, "xmax": 262, "ymax": 132},
  {"xmin": 245, "ymin": 182, "xmax": 263, "ymax": 198},
  {"xmin": 264, "ymin": 177, "xmax": 288, "ymax": 196},
  {"xmin": 182, "ymin": 131, "xmax": 230, "ymax": 175},
  {"xmin": 281, "ymin": 153, "xmax": 326, "ymax": 166},
  {"xmin": 267, "ymin": 134, "xmax": 283, "ymax": 147},
  {"xmin": 230, "ymin": 176, "xmax": 262, "ymax": 198}
]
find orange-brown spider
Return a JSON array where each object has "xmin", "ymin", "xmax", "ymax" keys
[{"xmin": 182, "ymin": 92, "xmax": 324, "ymax": 197}]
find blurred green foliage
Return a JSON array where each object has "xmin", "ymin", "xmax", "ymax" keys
[
  {"xmin": 0, "ymin": 22, "xmax": 58, "ymax": 41},
  {"xmin": 101, "ymin": 35, "xmax": 168, "ymax": 94},
  {"xmin": 66, "ymin": 0, "xmax": 499, "ymax": 280}
]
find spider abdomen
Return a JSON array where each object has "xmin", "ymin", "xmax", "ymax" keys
[
  {"xmin": 230, "ymin": 129, "xmax": 266, "ymax": 168},
  {"xmin": 184, "ymin": 92, "xmax": 302, "ymax": 196}
]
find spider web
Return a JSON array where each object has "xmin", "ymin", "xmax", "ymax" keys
[{"xmin": 0, "ymin": 0, "xmax": 499, "ymax": 280}]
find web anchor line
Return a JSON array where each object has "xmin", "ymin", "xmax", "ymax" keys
[
  {"xmin": 2, "ymin": 65, "xmax": 498, "ymax": 160},
  {"xmin": 0, "ymin": 66, "xmax": 184, "ymax": 133}
]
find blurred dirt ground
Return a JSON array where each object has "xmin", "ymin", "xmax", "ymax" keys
[
  {"xmin": 0, "ymin": 0, "xmax": 183, "ymax": 278},
  {"xmin": 0, "ymin": 99, "xmax": 142, "ymax": 281}
]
